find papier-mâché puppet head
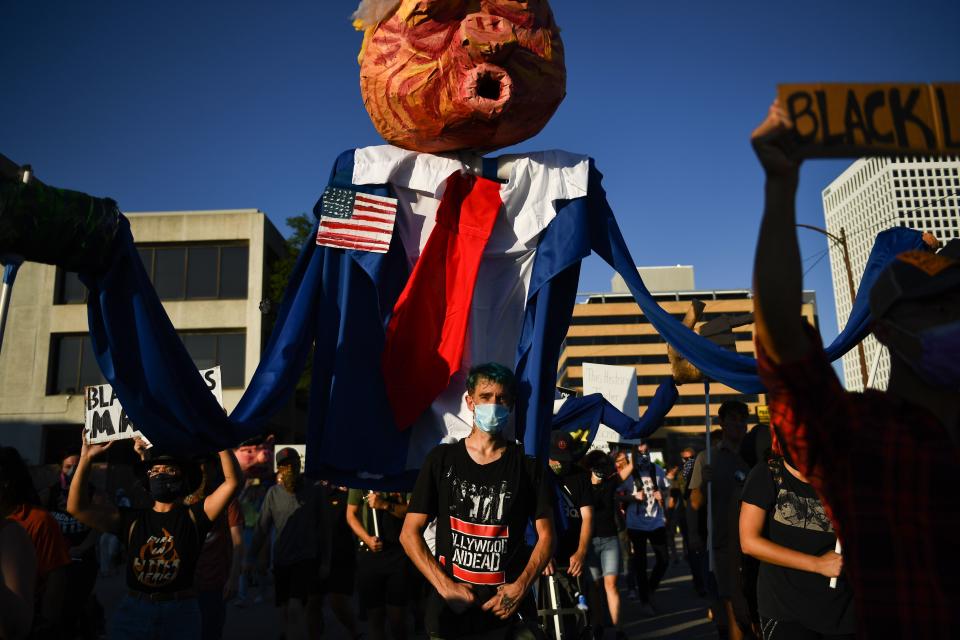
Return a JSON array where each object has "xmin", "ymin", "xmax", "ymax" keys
[{"xmin": 354, "ymin": 0, "xmax": 566, "ymax": 153}]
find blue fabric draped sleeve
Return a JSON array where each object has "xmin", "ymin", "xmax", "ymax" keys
[
  {"xmin": 581, "ymin": 164, "xmax": 925, "ymax": 393},
  {"xmin": 552, "ymin": 379, "xmax": 679, "ymax": 446},
  {"xmin": 79, "ymin": 150, "xmax": 925, "ymax": 488}
]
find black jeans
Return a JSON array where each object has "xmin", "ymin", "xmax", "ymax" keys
[{"xmin": 627, "ymin": 527, "xmax": 668, "ymax": 603}]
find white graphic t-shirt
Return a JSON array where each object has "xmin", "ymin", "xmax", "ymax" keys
[{"xmin": 620, "ymin": 462, "xmax": 669, "ymax": 532}]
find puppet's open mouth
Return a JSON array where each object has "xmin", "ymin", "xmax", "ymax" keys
[{"xmin": 461, "ymin": 64, "xmax": 512, "ymax": 119}]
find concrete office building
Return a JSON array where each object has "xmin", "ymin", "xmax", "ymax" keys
[
  {"xmin": 822, "ymin": 156, "xmax": 960, "ymax": 391},
  {"xmin": 0, "ymin": 209, "xmax": 285, "ymax": 464},
  {"xmin": 558, "ymin": 266, "xmax": 818, "ymax": 452}
]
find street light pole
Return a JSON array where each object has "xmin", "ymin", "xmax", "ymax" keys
[{"xmin": 796, "ymin": 223, "xmax": 869, "ymax": 388}]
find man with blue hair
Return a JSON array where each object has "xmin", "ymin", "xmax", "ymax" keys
[{"xmin": 401, "ymin": 362, "xmax": 554, "ymax": 638}]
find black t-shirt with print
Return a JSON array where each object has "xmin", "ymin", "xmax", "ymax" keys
[
  {"xmin": 590, "ymin": 476, "xmax": 619, "ymax": 538},
  {"xmin": 409, "ymin": 440, "xmax": 552, "ymax": 635},
  {"xmin": 115, "ymin": 502, "xmax": 213, "ymax": 594},
  {"xmin": 553, "ymin": 469, "xmax": 593, "ymax": 560},
  {"xmin": 741, "ymin": 461, "xmax": 855, "ymax": 634}
]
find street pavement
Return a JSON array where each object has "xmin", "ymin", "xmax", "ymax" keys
[{"xmin": 94, "ymin": 539, "xmax": 716, "ymax": 639}]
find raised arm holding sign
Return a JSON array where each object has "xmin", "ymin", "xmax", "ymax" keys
[{"xmin": 750, "ymin": 98, "xmax": 960, "ymax": 636}]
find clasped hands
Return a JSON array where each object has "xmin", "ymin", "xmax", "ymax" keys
[{"xmin": 441, "ymin": 579, "xmax": 525, "ymax": 620}]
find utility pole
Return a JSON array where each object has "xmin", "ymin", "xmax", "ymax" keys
[{"xmin": 796, "ymin": 224, "xmax": 869, "ymax": 389}]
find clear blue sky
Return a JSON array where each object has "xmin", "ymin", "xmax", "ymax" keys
[{"xmin": 2, "ymin": 0, "xmax": 958, "ymax": 384}]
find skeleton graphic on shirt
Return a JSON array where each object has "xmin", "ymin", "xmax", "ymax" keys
[{"xmin": 634, "ymin": 465, "xmax": 663, "ymax": 519}]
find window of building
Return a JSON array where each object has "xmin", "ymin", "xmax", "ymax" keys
[
  {"xmin": 49, "ymin": 330, "xmax": 246, "ymax": 394},
  {"xmin": 564, "ymin": 334, "xmax": 668, "ymax": 347},
  {"xmin": 49, "ymin": 334, "xmax": 104, "ymax": 394},
  {"xmin": 140, "ymin": 244, "xmax": 249, "ymax": 301},
  {"xmin": 56, "ymin": 243, "xmax": 250, "ymax": 304},
  {"xmin": 179, "ymin": 331, "xmax": 246, "ymax": 388},
  {"xmin": 56, "ymin": 271, "xmax": 88, "ymax": 304}
]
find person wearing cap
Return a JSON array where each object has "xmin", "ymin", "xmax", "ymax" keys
[
  {"xmin": 545, "ymin": 430, "xmax": 594, "ymax": 582},
  {"xmin": 67, "ymin": 435, "xmax": 241, "ymax": 640},
  {"xmin": 750, "ymin": 99, "xmax": 960, "ymax": 637},
  {"xmin": 249, "ymin": 447, "xmax": 329, "ymax": 640},
  {"xmin": 400, "ymin": 362, "xmax": 554, "ymax": 638}
]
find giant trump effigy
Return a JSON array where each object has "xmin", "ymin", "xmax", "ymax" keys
[{"xmin": 0, "ymin": 0, "xmax": 925, "ymax": 488}]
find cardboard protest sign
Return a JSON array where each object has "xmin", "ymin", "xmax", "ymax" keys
[
  {"xmin": 582, "ymin": 363, "xmax": 639, "ymax": 420},
  {"xmin": 778, "ymin": 83, "xmax": 960, "ymax": 157},
  {"xmin": 84, "ymin": 367, "xmax": 223, "ymax": 444}
]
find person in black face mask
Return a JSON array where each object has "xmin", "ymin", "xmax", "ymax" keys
[{"xmin": 68, "ymin": 435, "xmax": 241, "ymax": 640}]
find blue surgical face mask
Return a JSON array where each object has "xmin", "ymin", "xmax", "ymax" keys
[
  {"xmin": 474, "ymin": 403, "xmax": 510, "ymax": 434},
  {"xmin": 885, "ymin": 319, "xmax": 960, "ymax": 390}
]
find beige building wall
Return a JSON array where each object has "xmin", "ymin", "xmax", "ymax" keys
[
  {"xmin": 0, "ymin": 209, "xmax": 285, "ymax": 463},
  {"xmin": 557, "ymin": 290, "xmax": 818, "ymax": 441}
]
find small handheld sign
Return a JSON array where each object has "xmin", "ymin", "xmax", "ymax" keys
[{"xmin": 84, "ymin": 366, "xmax": 223, "ymax": 444}]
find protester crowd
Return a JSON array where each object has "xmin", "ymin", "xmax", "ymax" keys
[
  {"xmin": 0, "ymin": 386, "xmax": 853, "ymax": 640},
  {"xmin": 2, "ymin": 105, "xmax": 958, "ymax": 640}
]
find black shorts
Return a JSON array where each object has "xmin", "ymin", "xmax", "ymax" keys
[
  {"xmin": 274, "ymin": 559, "xmax": 321, "ymax": 606},
  {"xmin": 356, "ymin": 547, "xmax": 410, "ymax": 609},
  {"xmin": 320, "ymin": 561, "xmax": 355, "ymax": 597}
]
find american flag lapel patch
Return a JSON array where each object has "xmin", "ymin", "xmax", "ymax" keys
[{"xmin": 316, "ymin": 187, "xmax": 398, "ymax": 253}]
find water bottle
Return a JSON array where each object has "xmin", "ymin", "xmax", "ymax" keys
[{"xmin": 576, "ymin": 594, "xmax": 589, "ymax": 611}]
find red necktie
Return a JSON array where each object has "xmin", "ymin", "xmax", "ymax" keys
[{"xmin": 382, "ymin": 170, "xmax": 503, "ymax": 430}]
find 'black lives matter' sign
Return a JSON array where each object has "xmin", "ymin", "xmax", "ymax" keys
[
  {"xmin": 778, "ymin": 83, "xmax": 960, "ymax": 158},
  {"xmin": 84, "ymin": 367, "xmax": 223, "ymax": 444}
]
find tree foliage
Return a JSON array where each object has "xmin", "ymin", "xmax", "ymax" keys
[
  {"xmin": 268, "ymin": 212, "xmax": 315, "ymax": 306},
  {"xmin": 266, "ymin": 212, "xmax": 316, "ymax": 404}
]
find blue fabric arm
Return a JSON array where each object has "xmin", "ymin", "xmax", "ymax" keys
[
  {"xmin": 585, "ymin": 162, "xmax": 925, "ymax": 393},
  {"xmin": 622, "ymin": 379, "xmax": 679, "ymax": 440}
]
